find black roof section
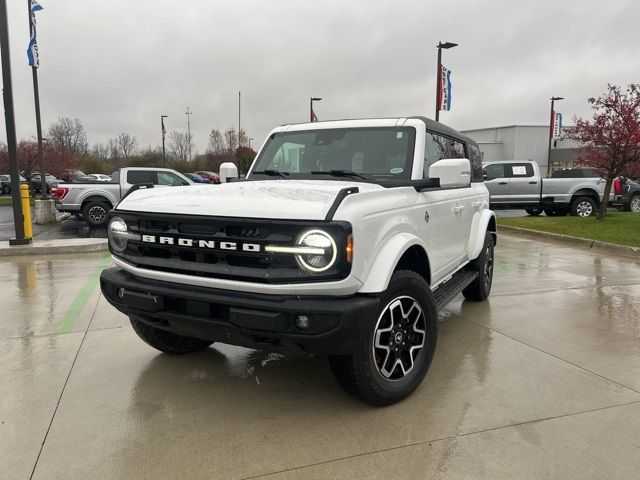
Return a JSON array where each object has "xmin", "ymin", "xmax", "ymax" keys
[{"xmin": 409, "ymin": 116, "xmax": 479, "ymax": 147}]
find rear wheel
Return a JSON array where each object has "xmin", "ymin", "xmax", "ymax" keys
[
  {"xmin": 571, "ymin": 196, "xmax": 596, "ymax": 217},
  {"xmin": 130, "ymin": 316, "xmax": 214, "ymax": 354},
  {"xmin": 630, "ymin": 194, "xmax": 640, "ymax": 213},
  {"xmin": 1, "ymin": 185, "xmax": 9, "ymax": 195},
  {"xmin": 329, "ymin": 270, "xmax": 437, "ymax": 406},
  {"xmin": 82, "ymin": 201, "xmax": 110, "ymax": 227},
  {"xmin": 463, "ymin": 232, "xmax": 495, "ymax": 301}
]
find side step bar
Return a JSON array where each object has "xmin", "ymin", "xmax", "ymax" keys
[{"xmin": 432, "ymin": 270, "xmax": 478, "ymax": 311}]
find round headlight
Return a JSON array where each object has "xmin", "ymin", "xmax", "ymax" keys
[
  {"xmin": 295, "ymin": 229, "xmax": 337, "ymax": 273},
  {"xmin": 108, "ymin": 216, "xmax": 128, "ymax": 253}
]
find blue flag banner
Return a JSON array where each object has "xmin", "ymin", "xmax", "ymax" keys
[
  {"xmin": 439, "ymin": 65, "xmax": 452, "ymax": 111},
  {"xmin": 27, "ymin": 1, "xmax": 44, "ymax": 68},
  {"xmin": 552, "ymin": 112, "xmax": 563, "ymax": 138}
]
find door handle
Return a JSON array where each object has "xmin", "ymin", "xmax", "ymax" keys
[
  {"xmin": 498, "ymin": 182, "xmax": 507, "ymax": 185},
  {"xmin": 529, "ymin": 181, "xmax": 538, "ymax": 184},
  {"xmin": 453, "ymin": 205, "xmax": 464, "ymax": 214}
]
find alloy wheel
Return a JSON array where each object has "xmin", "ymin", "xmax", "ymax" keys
[
  {"xmin": 373, "ymin": 296, "xmax": 426, "ymax": 380},
  {"xmin": 88, "ymin": 205, "xmax": 107, "ymax": 224},
  {"xmin": 576, "ymin": 201, "xmax": 593, "ymax": 217},
  {"xmin": 484, "ymin": 243, "xmax": 494, "ymax": 290},
  {"xmin": 631, "ymin": 196, "xmax": 640, "ymax": 213}
]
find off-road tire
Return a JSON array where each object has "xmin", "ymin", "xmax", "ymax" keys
[
  {"xmin": 629, "ymin": 194, "xmax": 640, "ymax": 213},
  {"xmin": 329, "ymin": 270, "xmax": 437, "ymax": 406},
  {"xmin": 462, "ymin": 231, "xmax": 495, "ymax": 301},
  {"xmin": 130, "ymin": 316, "xmax": 214, "ymax": 354},
  {"xmin": 571, "ymin": 196, "xmax": 596, "ymax": 217},
  {"xmin": 82, "ymin": 201, "xmax": 110, "ymax": 227}
]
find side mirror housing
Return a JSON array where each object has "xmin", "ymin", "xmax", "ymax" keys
[{"xmin": 428, "ymin": 158, "xmax": 471, "ymax": 188}]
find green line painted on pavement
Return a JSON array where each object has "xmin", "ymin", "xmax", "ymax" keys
[{"xmin": 54, "ymin": 254, "xmax": 112, "ymax": 334}]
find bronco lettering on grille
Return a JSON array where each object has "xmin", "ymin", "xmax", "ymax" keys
[{"xmin": 141, "ymin": 235, "xmax": 261, "ymax": 252}]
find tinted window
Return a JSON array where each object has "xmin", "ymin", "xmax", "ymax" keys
[
  {"xmin": 424, "ymin": 132, "xmax": 449, "ymax": 178},
  {"xmin": 507, "ymin": 163, "xmax": 534, "ymax": 177},
  {"xmin": 449, "ymin": 140, "xmax": 465, "ymax": 159},
  {"xmin": 468, "ymin": 143, "xmax": 483, "ymax": 182},
  {"xmin": 483, "ymin": 164, "xmax": 505, "ymax": 181},
  {"xmin": 252, "ymin": 127, "xmax": 415, "ymax": 181},
  {"xmin": 127, "ymin": 170, "xmax": 155, "ymax": 184}
]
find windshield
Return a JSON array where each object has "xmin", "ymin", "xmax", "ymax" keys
[{"xmin": 250, "ymin": 127, "xmax": 415, "ymax": 181}]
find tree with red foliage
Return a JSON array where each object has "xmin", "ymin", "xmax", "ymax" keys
[
  {"xmin": 13, "ymin": 140, "xmax": 78, "ymax": 181},
  {"xmin": 566, "ymin": 84, "xmax": 640, "ymax": 219}
]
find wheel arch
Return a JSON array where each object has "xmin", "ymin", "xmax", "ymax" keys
[
  {"xmin": 358, "ymin": 234, "xmax": 431, "ymax": 293},
  {"xmin": 81, "ymin": 195, "xmax": 113, "ymax": 209},
  {"xmin": 571, "ymin": 189, "xmax": 601, "ymax": 205},
  {"xmin": 467, "ymin": 210, "xmax": 497, "ymax": 261}
]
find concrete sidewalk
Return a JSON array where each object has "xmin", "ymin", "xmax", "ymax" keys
[
  {"xmin": 1, "ymin": 236, "xmax": 639, "ymax": 479},
  {"xmin": 0, "ymin": 237, "xmax": 108, "ymax": 256}
]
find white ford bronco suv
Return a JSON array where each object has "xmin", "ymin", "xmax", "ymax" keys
[{"xmin": 100, "ymin": 117, "xmax": 496, "ymax": 406}]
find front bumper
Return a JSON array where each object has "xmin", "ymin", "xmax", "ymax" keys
[{"xmin": 100, "ymin": 267, "xmax": 379, "ymax": 356}]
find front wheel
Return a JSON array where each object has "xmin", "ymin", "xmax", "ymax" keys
[
  {"xmin": 571, "ymin": 196, "xmax": 597, "ymax": 217},
  {"xmin": 130, "ymin": 316, "xmax": 214, "ymax": 354},
  {"xmin": 525, "ymin": 206, "xmax": 543, "ymax": 216},
  {"xmin": 1, "ymin": 185, "xmax": 9, "ymax": 195},
  {"xmin": 329, "ymin": 270, "xmax": 437, "ymax": 406}
]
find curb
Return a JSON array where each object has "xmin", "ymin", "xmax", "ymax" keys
[
  {"xmin": 0, "ymin": 239, "xmax": 108, "ymax": 257},
  {"xmin": 497, "ymin": 225, "xmax": 640, "ymax": 259}
]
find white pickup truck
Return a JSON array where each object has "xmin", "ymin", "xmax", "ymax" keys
[
  {"xmin": 100, "ymin": 117, "xmax": 497, "ymax": 406},
  {"xmin": 483, "ymin": 160, "xmax": 610, "ymax": 216},
  {"xmin": 52, "ymin": 167, "xmax": 191, "ymax": 227}
]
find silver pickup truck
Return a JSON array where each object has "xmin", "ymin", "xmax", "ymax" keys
[
  {"xmin": 483, "ymin": 160, "xmax": 611, "ymax": 217},
  {"xmin": 52, "ymin": 167, "xmax": 191, "ymax": 227}
]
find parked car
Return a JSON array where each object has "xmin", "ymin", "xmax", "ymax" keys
[
  {"xmin": 483, "ymin": 160, "xmax": 612, "ymax": 217},
  {"xmin": 59, "ymin": 169, "xmax": 95, "ymax": 183},
  {"xmin": 52, "ymin": 167, "xmax": 192, "ymax": 227},
  {"xmin": 87, "ymin": 174, "xmax": 113, "ymax": 182},
  {"xmin": 29, "ymin": 173, "xmax": 60, "ymax": 194},
  {"xmin": 100, "ymin": 116, "xmax": 496, "ymax": 406},
  {"xmin": 194, "ymin": 171, "xmax": 221, "ymax": 184},
  {"xmin": 184, "ymin": 173, "xmax": 209, "ymax": 183},
  {"xmin": 613, "ymin": 177, "xmax": 640, "ymax": 213},
  {"xmin": 1, "ymin": 174, "xmax": 27, "ymax": 194}
]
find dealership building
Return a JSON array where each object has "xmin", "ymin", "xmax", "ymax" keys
[{"xmin": 461, "ymin": 125, "xmax": 581, "ymax": 173}]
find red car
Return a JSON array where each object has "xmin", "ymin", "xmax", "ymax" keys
[{"xmin": 195, "ymin": 171, "xmax": 221, "ymax": 184}]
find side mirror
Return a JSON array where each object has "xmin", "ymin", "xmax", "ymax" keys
[{"xmin": 428, "ymin": 158, "xmax": 471, "ymax": 188}]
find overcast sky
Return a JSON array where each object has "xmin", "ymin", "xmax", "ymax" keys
[{"xmin": 1, "ymin": 0, "xmax": 639, "ymax": 154}]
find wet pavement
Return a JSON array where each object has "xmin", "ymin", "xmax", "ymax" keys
[{"xmin": 1, "ymin": 236, "xmax": 639, "ymax": 479}]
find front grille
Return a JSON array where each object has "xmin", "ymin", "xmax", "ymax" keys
[{"xmin": 113, "ymin": 211, "xmax": 351, "ymax": 284}]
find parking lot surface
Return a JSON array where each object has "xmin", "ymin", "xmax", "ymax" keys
[{"xmin": 1, "ymin": 235, "xmax": 639, "ymax": 479}]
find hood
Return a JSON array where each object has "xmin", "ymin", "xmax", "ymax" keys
[{"xmin": 116, "ymin": 180, "xmax": 384, "ymax": 220}]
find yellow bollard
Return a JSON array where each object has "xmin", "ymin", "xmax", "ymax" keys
[{"xmin": 20, "ymin": 184, "xmax": 33, "ymax": 240}]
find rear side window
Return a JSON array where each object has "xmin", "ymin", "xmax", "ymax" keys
[
  {"xmin": 127, "ymin": 170, "xmax": 155, "ymax": 184},
  {"xmin": 483, "ymin": 164, "xmax": 505, "ymax": 181},
  {"xmin": 468, "ymin": 144, "xmax": 483, "ymax": 182},
  {"xmin": 507, "ymin": 163, "xmax": 534, "ymax": 178},
  {"xmin": 157, "ymin": 171, "xmax": 184, "ymax": 186}
]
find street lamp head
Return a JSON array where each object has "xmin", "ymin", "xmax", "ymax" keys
[
  {"xmin": 161, "ymin": 115, "xmax": 168, "ymax": 118},
  {"xmin": 438, "ymin": 41, "xmax": 458, "ymax": 49},
  {"xmin": 551, "ymin": 97, "xmax": 564, "ymax": 101},
  {"xmin": 311, "ymin": 97, "xmax": 322, "ymax": 101}
]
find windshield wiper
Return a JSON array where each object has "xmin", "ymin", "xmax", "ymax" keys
[
  {"xmin": 252, "ymin": 169, "xmax": 289, "ymax": 179},
  {"xmin": 310, "ymin": 170, "xmax": 369, "ymax": 181}
]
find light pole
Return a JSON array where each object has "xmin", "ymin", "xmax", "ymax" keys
[
  {"xmin": 310, "ymin": 97, "xmax": 322, "ymax": 122},
  {"xmin": 435, "ymin": 41, "xmax": 457, "ymax": 122},
  {"xmin": 546, "ymin": 96, "xmax": 564, "ymax": 177},
  {"xmin": 161, "ymin": 115, "xmax": 168, "ymax": 167}
]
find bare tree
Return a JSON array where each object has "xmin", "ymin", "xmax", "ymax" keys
[
  {"xmin": 48, "ymin": 117, "xmax": 88, "ymax": 159},
  {"xmin": 207, "ymin": 129, "xmax": 226, "ymax": 155},
  {"xmin": 224, "ymin": 128, "xmax": 238, "ymax": 154},
  {"xmin": 116, "ymin": 132, "xmax": 137, "ymax": 159},
  {"xmin": 91, "ymin": 142, "xmax": 110, "ymax": 160},
  {"xmin": 168, "ymin": 131, "xmax": 192, "ymax": 162}
]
